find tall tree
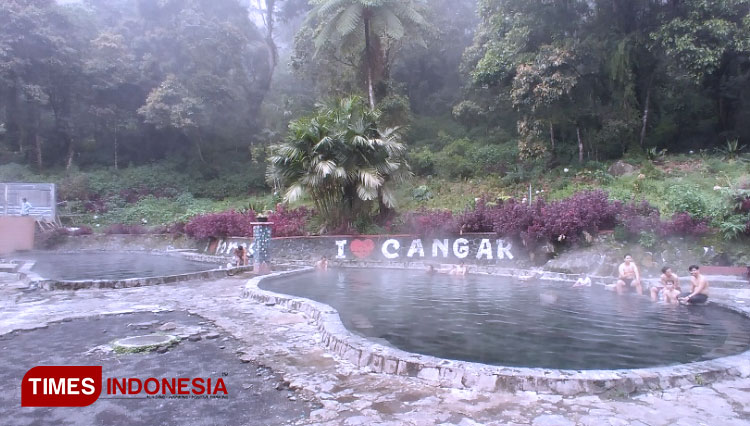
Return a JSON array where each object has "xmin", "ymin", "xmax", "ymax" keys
[{"xmin": 297, "ymin": 0, "xmax": 430, "ymax": 109}]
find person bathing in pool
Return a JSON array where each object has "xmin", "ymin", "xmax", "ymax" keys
[
  {"xmin": 679, "ymin": 265, "xmax": 709, "ymax": 305},
  {"xmin": 615, "ymin": 254, "xmax": 642, "ymax": 295},
  {"xmin": 651, "ymin": 266, "xmax": 681, "ymax": 301}
]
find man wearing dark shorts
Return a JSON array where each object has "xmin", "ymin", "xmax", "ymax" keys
[
  {"xmin": 680, "ymin": 265, "xmax": 709, "ymax": 305},
  {"xmin": 615, "ymin": 254, "xmax": 642, "ymax": 295}
]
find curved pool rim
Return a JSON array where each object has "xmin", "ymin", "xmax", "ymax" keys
[
  {"xmin": 14, "ymin": 250, "xmax": 249, "ymax": 291},
  {"xmin": 244, "ymin": 267, "xmax": 750, "ymax": 395}
]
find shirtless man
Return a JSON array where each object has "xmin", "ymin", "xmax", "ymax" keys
[
  {"xmin": 615, "ymin": 254, "xmax": 642, "ymax": 295},
  {"xmin": 650, "ymin": 266, "xmax": 681, "ymax": 301},
  {"xmin": 315, "ymin": 256, "xmax": 328, "ymax": 271},
  {"xmin": 663, "ymin": 280, "xmax": 681, "ymax": 304},
  {"xmin": 679, "ymin": 265, "xmax": 709, "ymax": 305}
]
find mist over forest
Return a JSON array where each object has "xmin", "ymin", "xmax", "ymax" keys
[
  {"xmin": 1, "ymin": 0, "xmax": 750, "ymax": 240},
  {"xmin": 2, "ymin": 0, "xmax": 747, "ymax": 174}
]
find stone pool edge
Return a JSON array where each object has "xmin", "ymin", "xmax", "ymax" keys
[
  {"xmin": 243, "ymin": 267, "xmax": 750, "ymax": 396},
  {"xmin": 13, "ymin": 251, "xmax": 249, "ymax": 291}
]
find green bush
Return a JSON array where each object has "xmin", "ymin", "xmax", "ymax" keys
[
  {"xmin": 0, "ymin": 163, "xmax": 36, "ymax": 181},
  {"xmin": 663, "ymin": 184, "xmax": 711, "ymax": 218},
  {"xmin": 408, "ymin": 147, "xmax": 436, "ymax": 176}
]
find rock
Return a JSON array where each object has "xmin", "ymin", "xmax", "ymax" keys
[
  {"xmin": 188, "ymin": 334, "xmax": 202, "ymax": 342},
  {"xmin": 607, "ymin": 160, "xmax": 637, "ymax": 176},
  {"xmin": 265, "ymin": 297, "xmax": 277, "ymax": 306},
  {"xmin": 159, "ymin": 322, "xmax": 177, "ymax": 331},
  {"xmin": 204, "ymin": 332, "xmax": 220, "ymax": 339},
  {"xmin": 128, "ymin": 321, "xmax": 157, "ymax": 330}
]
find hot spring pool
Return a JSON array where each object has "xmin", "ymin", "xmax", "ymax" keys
[
  {"xmin": 260, "ymin": 268, "xmax": 750, "ymax": 370},
  {"xmin": 14, "ymin": 251, "xmax": 218, "ymax": 281}
]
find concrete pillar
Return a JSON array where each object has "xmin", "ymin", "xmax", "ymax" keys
[
  {"xmin": 252, "ymin": 222, "xmax": 273, "ymax": 273},
  {"xmin": 0, "ymin": 216, "xmax": 35, "ymax": 255}
]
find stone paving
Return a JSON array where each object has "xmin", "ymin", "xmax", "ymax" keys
[{"xmin": 1, "ymin": 271, "xmax": 750, "ymax": 425}]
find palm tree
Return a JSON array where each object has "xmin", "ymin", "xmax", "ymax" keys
[
  {"xmin": 267, "ymin": 96, "xmax": 411, "ymax": 229},
  {"xmin": 306, "ymin": 0, "xmax": 429, "ymax": 109}
]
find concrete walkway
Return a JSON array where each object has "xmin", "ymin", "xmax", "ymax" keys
[{"xmin": 1, "ymin": 273, "xmax": 750, "ymax": 425}]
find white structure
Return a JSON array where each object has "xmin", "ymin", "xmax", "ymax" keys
[{"xmin": 0, "ymin": 182, "xmax": 56, "ymax": 221}]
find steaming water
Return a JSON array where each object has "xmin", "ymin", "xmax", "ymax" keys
[
  {"xmin": 16, "ymin": 251, "xmax": 217, "ymax": 280},
  {"xmin": 261, "ymin": 268, "xmax": 750, "ymax": 370}
]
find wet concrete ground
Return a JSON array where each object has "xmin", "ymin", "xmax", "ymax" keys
[
  {"xmin": 1, "ymin": 271, "xmax": 750, "ymax": 425},
  {"xmin": 0, "ymin": 310, "xmax": 311, "ymax": 426}
]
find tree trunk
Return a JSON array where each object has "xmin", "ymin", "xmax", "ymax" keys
[
  {"xmin": 639, "ymin": 84, "xmax": 651, "ymax": 147},
  {"xmin": 66, "ymin": 138, "xmax": 75, "ymax": 170},
  {"xmin": 364, "ymin": 16, "xmax": 376, "ymax": 110},
  {"xmin": 265, "ymin": 0, "xmax": 277, "ymax": 73},
  {"xmin": 35, "ymin": 133, "xmax": 43, "ymax": 170},
  {"xmin": 195, "ymin": 130, "xmax": 206, "ymax": 164},
  {"xmin": 549, "ymin": 121, "xmax": 555, "ymax": 151},
  {"xmin": 113, "ymin": 127, "xmax": 119, "ymax": 170},
  {"xmin": 576, "ymin": 126, "xmax": 584, "ymax": 163}
]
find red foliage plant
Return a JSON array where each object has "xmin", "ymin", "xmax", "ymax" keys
[
  {"xmin": 400, "ymin": 208, "xmax": 459, "ymax": 237},
  {"xmin": 268, "ymin": 205, "xmax": 312, "ymax": 237},
  {"xmin": 185, "ymin": 210, "xmax": 256, "ymax": 239}
]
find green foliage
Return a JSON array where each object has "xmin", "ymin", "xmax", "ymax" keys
[
  {"xmin": 718, "ymin": 215, "xmax": 748, "ymax": 240},
  {"xmin": 638, "ymin": 231, "xmax": 658, "ymax": 249},
  {"xmin": 412, "ymin": 185, "xmax": 433, "ymax": 201},
  {"xmin": 0, "ymin": 163, "xmax": 36, "ymax": 181},
  {"xmin": 267, "ymin": 96, "xmax": 411, "ymax": 228},
  {"xmin": 646, "ymin": 147, "xmax": 668, "ymax": 161},
  {"xmin": 663, "ymin": 184, "xmax": 711, "ymax": 218},
  {"xmin": 407, "ymin": 147, "xmax": 436, "ymax": 176},
  {"xmin": 717, "ymin": 139, "xmax": 747, "ymax": 160}
]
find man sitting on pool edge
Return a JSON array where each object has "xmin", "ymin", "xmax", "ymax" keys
[
  {"xmin": 679, "ymin": 265, "xmax": 709, "ymax": 305},
  {"xmin": 615, "ymin": 254, "xmax": 643, "ymax": 295}
]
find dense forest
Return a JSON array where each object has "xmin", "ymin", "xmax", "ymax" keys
[
  {"xmin": 3, "ymin": 0, "xmax": 748, "ymax": 173},
  {"xmin": 2, "ymin": 0, "xmax": 750, "ymax": 247}
]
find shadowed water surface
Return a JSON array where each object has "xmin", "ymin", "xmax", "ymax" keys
[
  {"xmin": 261, "ymin": 269, "xmax": 750, "ymax": 370},
  {"xmin": 15, "ymin": 251, "xmax": 217, "ymax": 280}
]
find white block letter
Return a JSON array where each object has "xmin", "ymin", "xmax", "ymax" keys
[
  {"xmin": 453, "ymin": 238, "xmax": 469, "ymax": 259},
  {"xmin": 382, "ymin": 239, "xmax": 400, "ymax": 259},
  {"xmin": 335, "ymin": 240, "xmax": 348, "ymax": 259},
  {"xmin": 497, "ymin": 239, "xmax": 514, "ymax": 260},
  {"xmin": 476, "ymin": 239, "xmax": 493, "ymax": 260},
  {"xmin": 407, "ymin": 239, "xmax": 424, "ymax": 258},
  {"xmin": 432, "ymin": 239, "xmax": 449, "ymax": 258}
]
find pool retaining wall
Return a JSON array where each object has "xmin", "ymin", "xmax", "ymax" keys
[{"xmin": 243, "ymin": 268, "xmax": 750, "ymax": 396}]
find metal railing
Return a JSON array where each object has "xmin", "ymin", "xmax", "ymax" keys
[{"xmin": 0, "ymin": 182, "xmax": 56, "ymax": 221}]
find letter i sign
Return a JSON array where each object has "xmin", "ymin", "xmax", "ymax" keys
[{"xmin": 22, "ymin": 366, "xmax": 102, "ymax": 407}]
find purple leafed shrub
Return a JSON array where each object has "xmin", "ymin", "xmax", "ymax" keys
[
  {"xmin": 400, "ymin": 209, "xmax": 459, "ymax": 236},
  {"xmin": 664, "ymin": 212, "xmax": 710, "ymax": 237},
  {"xmin": 491, "ymin": 199, "xmax": 536, "ymax": 239},
  {"xmin": 617, "ymin": 200, "xmax": 662, "ymax": 236},
  {"xmin": 269, "ymin": 205, "xmax": 312, "ymax": 237},
  {"xmin": 458, "ymin": 198, "xmax": 497, "ymax": 233},
  {"xmin": 185, "ymin": 210, "xmax": 256, "ymax": 239},
  {"xmin": 104, "ymin": 224, "xmax": 147, "ymax": 235}
]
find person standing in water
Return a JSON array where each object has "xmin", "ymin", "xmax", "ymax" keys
[
  {"xmin": 680, "ymin": 265, "xmax": 709, "ymax": 305},
  {"xmin": 615, "ymin": 254, "xmax": 642, "ymax": 295}
]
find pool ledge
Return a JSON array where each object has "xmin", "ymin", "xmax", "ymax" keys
[{"xmin": 244, "ymin": 268, "xmax": 750, "ymax": 396}]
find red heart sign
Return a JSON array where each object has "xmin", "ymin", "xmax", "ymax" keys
[{"xmin": 350, "ymin": 239, "xmax": 375, "ymax": 259}]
